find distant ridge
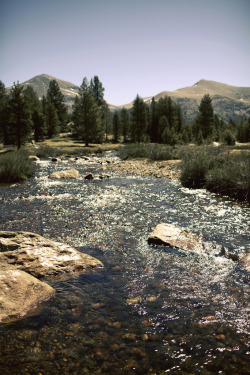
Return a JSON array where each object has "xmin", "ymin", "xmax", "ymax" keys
[
  {"xmin": 113, "ymin": 79, "xmax": 250, "ymax": 122},
  {"xmin": 7, "ymin": 75, "xmax": 250, "ymax": 122}
]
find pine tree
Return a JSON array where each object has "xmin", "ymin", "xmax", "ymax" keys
[
  {"xmin": 195, "ymin": 94, "xmax": 214, "ymax": 140},
  {"xmin": 46, "ymin": 101, "xmax": 60, "ymax": 138},
  {"xmin": 112, "ymin": 111, "xmax": 121, "ymax": 142},
  {"xmin": 90, "ymin": 76, "xmax": 105, "ymax": 106},
  {"xmin": 0, "ymin": 81, "xmax": 9, "ymax": 145},
  {"xmin": 72, "ymin": 77, "xmax": 102, "ymax": 146},
  {"xmin": 46, "ymin": 80, "xmax": 67, "ymax": 132},
  {"xmin": 23, "ymin": 85, "xmax": 46, "ymax": 142},
  {"xmin": 120, "ymin": 107, "xmax": 130, "ymax": 143},
  {"xmin": 131, "ymin": 94, "xmax": 148, "ymax": 142},
  {"xmin": 149, "ymin": 97, "xmax": 158, "ymax": 142},
  {"xmin": 158, "ymin": 115, "xmax": 169, "ymax": 143},
  {"xmin": 9, "ymin": 82, "xmax": 32, "ymax": 149},
  {"xmin": 33, "ymin": 109, "xmax": 46, "ymax": 142}
]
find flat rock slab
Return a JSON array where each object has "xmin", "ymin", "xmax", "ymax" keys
[
  {"xmin": 0, "ymin": 231, "xmax": 103, "ymax": 278},
  {"xmin": 148, "ymin": 223, "xmax": 203, "ymax": 251},
  {"xmin": 49, "ymin": 168, "xmax": 80, "ymax": 179},
  {"xmin": 0, "ymin": 269, "xmax": 54, "ymax": 323}
]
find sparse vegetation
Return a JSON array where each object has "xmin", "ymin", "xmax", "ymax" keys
[
  {"xmin": 117, "ymin": 143, "xmax": 177, "ymax": 161},
  {"xmin": 0, "ymin": 150, "xmax": 36, "ymax": 183}
]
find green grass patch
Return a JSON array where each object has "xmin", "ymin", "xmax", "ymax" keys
[{"xmin": 0, "ymin": 150, "xmax": 36, "ymax": 183}]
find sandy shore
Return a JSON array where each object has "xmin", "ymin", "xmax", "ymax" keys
[{"xmin": 107, "ymin": 159, "xmax": 181, "ymax": 180}]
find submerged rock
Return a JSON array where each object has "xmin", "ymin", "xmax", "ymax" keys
[
  {"xmin": 0, "ymin": 231, "xmax": 104, "ymax": 278},
  {"xmin": 0, "ymin": 269, "xmax": 54, "ymax": 323},
  {"xmin": 49, "ymin": 168, "xmax": 80, "ymax": 179},
  {"xmin": 148, "ymin": 223, "xmax": 202, "ymax": 251}
]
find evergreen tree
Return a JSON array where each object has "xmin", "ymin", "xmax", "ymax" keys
[
  {"xmin": 90, "ymin": 76, "xmax": 105, "ymax": 106},
  {"xmin": 195, "ymin": 94, "xmax": 214, "ymax": 140},
  {"xmin": 46, "ymin": 80, "xmax": 67, "ymax": 132},
  {"xmin": 8, "ymin": 82, "xmax": 32, "ymax": 149},
  {"xmin": 112, "ymin": 111, "xmax": 121, "ymax": 142},
  {"xmin": 23, "ymin": 85, "xmax": 46, "ymax": 142},
  {"xmin": 131, "ymin": 94, "xmax": 148, "ymax": 142},
  {"xmin": 149, "ymin": 97, "xmax": 158, "ymax": 142},
  {"xmin": 120, "ymin": 107, "xmax": 130, "ymax": 143},
  {"xmin": 158, "ymin": 116, "xmax": 169, "ymax": 143},
  {"xmin": 237, "ymin": 117, "xmax": 250, "ymax": 142},
  {"xmin": 33, "ymin": 109, "xmax": 46, "ymax": 142},
  {"xmin": 176, "ymin": 106, "xmax": 183, "ymax": 134},
  {"xmin": 0, "ymin": 81, "xmax": 9, "ymax": 145},
  {"xmin": 72, "ymin": 77, "xmax": 102, "ymax": 146},
  {"xmin": 46, "ymin": 101, "xmax": 60, "ymax": 138}
]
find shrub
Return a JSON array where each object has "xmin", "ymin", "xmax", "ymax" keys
[
  {"xmin": 36, "ymin": 145, "xmax": 58, "ymax": 158},
  {"xmin": 223, "ymin": 129, "xmax": 235, "ymax": 145},
  {"xmin": 117, "ymin": 144, "xmax": 148, "ymax": 160},
  {"xmin": 180, "ymin": 147, "xmax": 250, "ymax": 201},
  {"xmin": 205, "ymin": 153, "xmax": 250, "ymax": 201},
  {"xmin": 180, "ymin": 149, "xmax": 210, "ymax": 188},
  {"xmin": 147, "ymin": 144, "xmax": 175, "ymax": 161},
  {"xmin": 0, "ymin": 150, "xmax": 36, "ymax": 183}
]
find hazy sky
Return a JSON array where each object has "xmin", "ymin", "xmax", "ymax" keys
[{"xmin": 0, "ymin": 0, "xmax": 249, "ymax": 105}]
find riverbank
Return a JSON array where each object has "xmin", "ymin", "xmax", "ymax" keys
[{"xmin": 107, "ymin": 159, "xmax": 181, "ymax": 180}]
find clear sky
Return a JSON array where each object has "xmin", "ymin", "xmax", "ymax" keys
[{"xmin": 0, "ymin": 0, "xmax": 250, "ymax": 105}]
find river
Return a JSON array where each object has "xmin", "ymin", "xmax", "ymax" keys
[{"xmin": 0, "ymin": 153, "xmax": 249, "ymax": 374}]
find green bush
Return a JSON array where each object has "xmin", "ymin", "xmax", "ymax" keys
[
  {"xmin": 180, "ymin": 149, "xmax": 210, "ymax": 188},
  {"xmin": 180, "ymin": 147, "xmax": 250, "ymax": 201},
  {"xmin": 118, "ymin": 144, "xmax": 148, "ymax": 160},
  {"xmin": 36, "ymin": 145, "xmax": 58, "ymax": 158},
  {"xmin": 205, "ymin": 153, "xmax": 250, "ymax": 201},
  {"xmin": 147, "ymin": 144, "xmax": 175, "ymax": 161},
  {"xmin": 0, "ymin": 151, "xmax": 36, "ymax": 183},
  {"xmin": 223, "ymin": 129, "xmax": 235, "ymax": 145}
]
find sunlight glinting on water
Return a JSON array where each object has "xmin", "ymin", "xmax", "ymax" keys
[{"xmin": 0, "ymin": 154, "xmax": 249, "ymax": 374}]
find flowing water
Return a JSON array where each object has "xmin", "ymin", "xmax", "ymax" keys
[{"xmin": 0, "ymin": 154, "xmax": 249, "ymax": 374}]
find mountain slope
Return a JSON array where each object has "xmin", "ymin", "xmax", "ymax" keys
[
  {"xmin": 10, "ymin": 74, "xmax": 79, "ymax": 112},
  {"xmin": 7, "ymin": 75, "xmax": 250, "ymax": 122},
  {"xmin": 114, "ymin": 80, "xmax": 250, "ymax": 122}
]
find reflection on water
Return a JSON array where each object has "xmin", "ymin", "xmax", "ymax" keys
[{"xmin": 0, "ymin": 155, "xmax": 249, "ymax": 374}]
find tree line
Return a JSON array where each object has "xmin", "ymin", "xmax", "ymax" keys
[{"xmin": 0, "ymin": 77, "xmax": 249, "ymax": 149}]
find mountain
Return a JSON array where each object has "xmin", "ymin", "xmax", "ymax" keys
[
  {"xmin": 8, "ymin": 74, "xmax": 79, "ymax": 112},
  {"xmin": 7, "ymin": 75, "xmax": 250, "ymax": 122},
  {"xmin": 113, "ymin": 80, "xmax": 250, "ymax": 122}
]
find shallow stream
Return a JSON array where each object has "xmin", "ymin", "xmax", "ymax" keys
[{"xmin": 0, "ymin": 154, "xmax": 249, "ymax": 374}]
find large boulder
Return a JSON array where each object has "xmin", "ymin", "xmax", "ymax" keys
[
  {"xmin": 49, "ymin": 168, "xmax": 80, "ymax": 179},
  {"xmin": 0, "ymin": 231, "xmax": 103, "ymax": 278},
  {"xmin": 148, "ymin": 223, "xmax": 203, "ymax": 251},
  {"xmin": 0, "ymin": 269, "xmax": 54, "ymax": 323}
]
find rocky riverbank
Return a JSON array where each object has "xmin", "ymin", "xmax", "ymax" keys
[{"xmin": 107, "ymin": 159, "xmax": 181, "ymax": 180}]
